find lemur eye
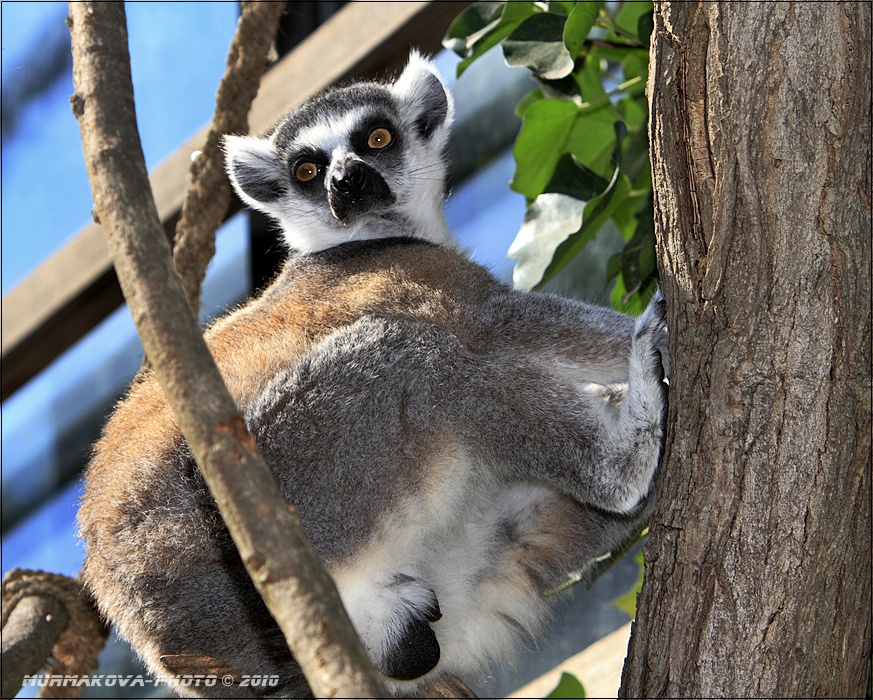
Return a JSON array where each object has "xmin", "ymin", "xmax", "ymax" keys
[
  {"xmin": 367, "ymin": 127, "xmax": 392, "ymax": 150},
  {"xmin": 295, "ymin": 162, "xmax": 319, "ymax": 182}
]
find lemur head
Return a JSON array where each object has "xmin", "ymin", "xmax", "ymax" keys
[{"xmin": 224, "ymin": 52, "xmax": 454, "ymax": 254}]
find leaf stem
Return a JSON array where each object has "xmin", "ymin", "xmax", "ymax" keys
[
  {"xmin": 577, "ymin": 75, "xmax": 644, "ymax": 114},
  {"xmin": 595, "ymin": 9, "xmax": 642, "ymax": 44}
]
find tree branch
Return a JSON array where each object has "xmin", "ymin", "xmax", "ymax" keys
[
  {"xmin": 67, "ymin": 3, "xmax": 388, "ymax": 697},
  {"xmin": 172, "ymin": 0, "xmax": 285, "ymax": 313}
]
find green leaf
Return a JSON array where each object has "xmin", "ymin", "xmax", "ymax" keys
[
  {"xmin": 545, "ymin": 153, "xmax": 610, "ymax": 200},
  {"xmin": 575, "ymin": 48, "xmax": 608, "ymax": 102},
  {"xmin": 514, "ymin": 88, "xmax": 545, "ymax": 119},
  {"xmin": 608, "ymin": 196, "xmax": 656, "ymax": 301},
  {"xmin": 537, "ymin": 73, "xmax": 584, "ymax": 102},
  {"xmin": 617, "ymin": 94, "xmax": 646, "ymax": 131},
  {"xmin": 622, "ymin": 130, "xmax": 651, "ymax": 189},
  {"xmin": 584, "ymin": 42, "xmax": 637, "ymax": 63},
  {"xmin": 508, "ymin": 193, "xmax": 589, "ymax": 291},
  {"xmin": 503, "ymin": 12, "xmax": 575, "ymax": 80},
  {"xmin": 547, "ymin": 1, "xmax": 576, "ymax": 16},
  {"xmin": 443, "ymin": 1, "xmax": 503, "ymax": 57},
  {"xmin": 563, "ymin": 1, "xmax": 601, "ymax": 58},
  {"xmin": 606, "ymin": 250, "xmax": 622, "ymax": 282},
  {"xmin": 512, "ymin": 171, "xmax": 632, "ymax": 293},
  {"xmin": 637, "ymin": 9, "xmax": 655, "ymax": 48},
  {"xmin": 510, "ymin": 98, "xmax": 579, "ymax": 198},
  {"xmin": 514, "ymin": 121, "xmax": 629, "ymax": 290},
  {"xmin": 621, "ymin": 48, "xmax": 649, "ymax": 84},
  {"xmin": 611, "ymin": 119, "xmax": 628, "ymax": 159},
  {"xmin": 610, "ymin": 174, "xmax": 650, "ymax": 239},
  {"xmin": 611, "ymin": 550, "xmax": 645, "ymax": 619},
  {"xmin": 446, "ymin": 2, "xmax": 542, "ymax": 77},
  {"xmin": 610, "ymin": 271, "xmax": 654, "ymax": 315},
  {"xmin": 619, "ymin": 200, "xmax": 655, "ymax": 296},
  {"xmin": 567, "ymin": 107, "xmax": 621, "ymax": 178},
  {"xmin": 508, "ymin": 150, "xmax": 616, "ymax": 291},
  {"xmin": 546, "ymin": 672, "xmax": 587, "ymax": 699},
  {"xmin": 537, "ymin": 172, "xmax": 632, "ymax": 288},
  {"xmin": 614, "ymin": 1, "xmax": 654, "ymax": 39}
]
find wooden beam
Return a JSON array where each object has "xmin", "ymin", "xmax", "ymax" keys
[
  {"xmin": 1, "ymin": 0, "xmax": 469, "ymax": 400},
  {"xmin": 508, "ymin": 622, "xmax": 632, "ymax": 700}
]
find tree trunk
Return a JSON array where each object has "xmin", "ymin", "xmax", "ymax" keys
[{"xmin": 621, "ymin": 3, "xmax": 871, "ymax": 698}]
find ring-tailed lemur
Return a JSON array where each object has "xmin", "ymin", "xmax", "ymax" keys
[{"xmin": 78, "ymin": 52, "xmax": 668, "ymax": 698}]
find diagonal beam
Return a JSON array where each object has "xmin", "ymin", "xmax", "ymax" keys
[{"xmin": 1, "ymin": 0, "xmax": 468, "ymax": 400}]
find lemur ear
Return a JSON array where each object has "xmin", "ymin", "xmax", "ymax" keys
[
  {"xmin": 391, "ymin": 50, "xmax": 454, "ymax": 143},
  {"xmin": 223, "ymin": 135, "xmax": 286, "ymax": 212}
]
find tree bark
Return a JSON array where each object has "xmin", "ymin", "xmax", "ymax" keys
[
  {"xmin": 67, "ymin": 4, "xmax": 388, "ymax": 697},
  {"xmin": 621, "ymin": 2, "xmax": 872, "ymax": 698}
]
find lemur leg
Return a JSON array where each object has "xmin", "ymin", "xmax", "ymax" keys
[
  {"xmin": 605, "ymin": 288, "xmax": 669, "ymax": 510},
  {"xmin": 464, "ymin": 289, "xmax": 669, "ymax": 516},
  {"xmin": 580, "ymin": 289, "xmax": 667, "ymax": 513}
]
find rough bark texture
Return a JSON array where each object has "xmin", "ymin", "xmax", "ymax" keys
[
  {"xmin": 172, "ymin": 0, "xmax": 285, "ymax": 314},
  {"xmin": 67, "ymin": 4, "xmax": 388, "ymax": 697},
  {"xmin": 621, "ymin": 2, "xmax": 872, "ymax": 698}
]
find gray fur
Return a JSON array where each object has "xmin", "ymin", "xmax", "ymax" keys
[{"xmin": 78, "ymin": 53, "xmax": 669, "ymax": 698}]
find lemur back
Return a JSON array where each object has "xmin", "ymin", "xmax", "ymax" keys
[{"xmin": 78, "ymin": 53, "xmax": 668, "ymax": 698}]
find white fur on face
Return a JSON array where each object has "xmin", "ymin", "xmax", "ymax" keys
[
  {"xmin": 293, "ymin": 107, "xmax": 370, "ymax": 156},
  {"xmin": 224, "ymin": 52, "xmax": 457, "ymax": 254}
]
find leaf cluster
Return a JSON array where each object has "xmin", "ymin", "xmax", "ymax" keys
[{"xmin": 445, "ymin": 1, "xmax": 657, "ymax": 313}]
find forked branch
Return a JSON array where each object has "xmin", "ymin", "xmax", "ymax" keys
[{"xmin": 172, "ymin": 0, "xmax": 285, "ymax": 313}]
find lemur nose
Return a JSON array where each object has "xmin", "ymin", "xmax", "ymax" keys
[
  {"xmin": 331, "ymin": 162, "xmax": 367, "ymax": 194},
  {"xmin": 327, "ymin": 157, "xmax": 393, "ymax": 222}
]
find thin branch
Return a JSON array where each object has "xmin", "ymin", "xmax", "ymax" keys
[
  {"xmin": 173, "ymin": 0, "xmax": 285, "ymax": 313},
  {"xmin": 66, "ymin": 3, "xmax": 388, "ymax": 697}
]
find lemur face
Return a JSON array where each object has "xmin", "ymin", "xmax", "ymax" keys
[
  {"xmin": 224, "ymin": 52, "xmax": 454, "ymax": 253},
  {"xmin": 274, "ymin": 87, "xmax": 402, "ymax": 226}
]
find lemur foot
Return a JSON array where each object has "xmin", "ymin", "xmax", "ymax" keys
[
  {"xmin": 379, "ymin": 575, "xmax": 442, "ymax": 681},
  {"xmin": 634, "ymin": 289, "xmax": 669, "ymax": 381}
]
